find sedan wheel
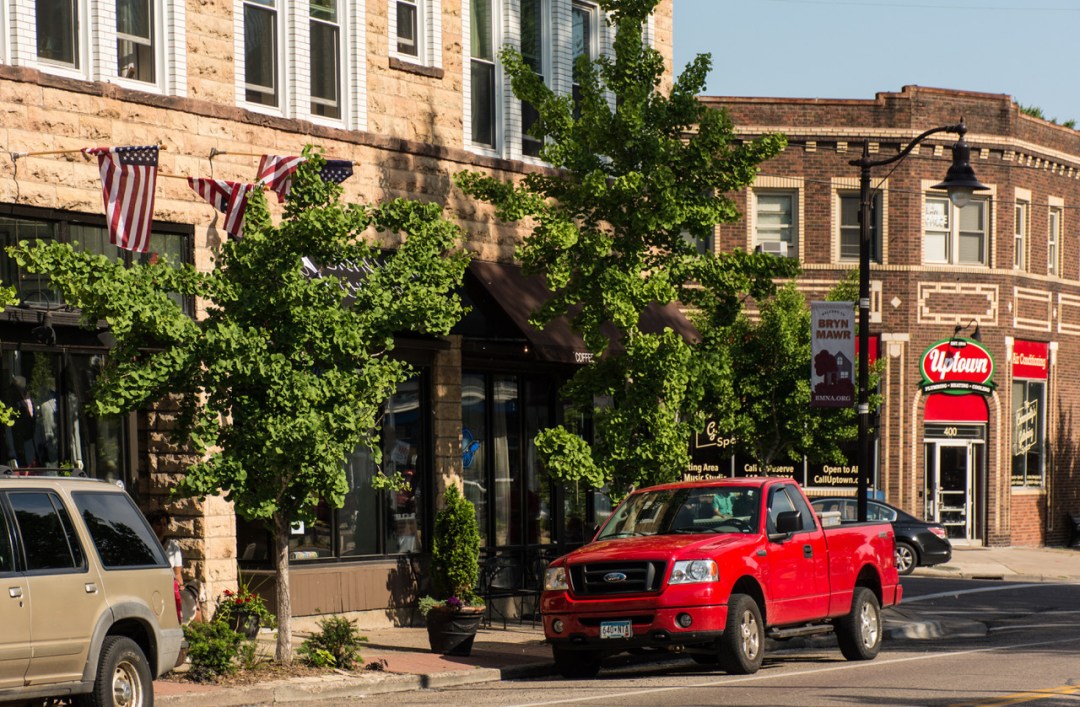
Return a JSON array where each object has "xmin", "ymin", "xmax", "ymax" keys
[{"xmin": 895, "ymin": 541, "xmax": 917, "ymax": 576}]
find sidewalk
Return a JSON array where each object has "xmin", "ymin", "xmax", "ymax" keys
[{"xmin": 155, "ymin": 545, "xmax": 1080, "ymax": 706}]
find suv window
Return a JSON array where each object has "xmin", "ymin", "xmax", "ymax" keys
[
  {"xmin": 9, "ymin": 491, "xmax": 85, "ymax": 571},
  {"xmin": 72, "ymin": 491, "xmax": 165, "ymax": 569},
  {"xmin": 0, "ymin": 506, "xmax": 14, "ymax": 573}
]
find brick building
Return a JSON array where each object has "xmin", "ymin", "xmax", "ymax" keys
[
  {"xmin": 0, "ymin": 0, "xmax": 674, "ymax": 617},
  {"xmin": 703, "ymin": 85, "xmax": 1080, "ymax": 548}
]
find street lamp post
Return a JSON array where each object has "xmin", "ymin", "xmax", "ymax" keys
[{"xmin": 850, "ymin": 120, "xmax": 987, "ymax": 523}]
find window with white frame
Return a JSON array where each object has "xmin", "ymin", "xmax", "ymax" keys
[
  {"xmin": 37, "ymin": 0, "xmax": 79, "ymax": 67},
  {"xmin": 116, "ymin": 0, "xmax": 154, "ymax": 82},
  {"xmin": 571, "ymin": 1, "xmax": 597, "ymax": 114},
  {"xmin": 1014, "ymin": 200, "xmax": 1028, "ymax": 271},
  {"xmin": 469, "ymin": 0, "xmax": 497, "ymax": 148},
  {"xmin": 839, "ymin": 192, "xmax": 881, "ymax": 263},
  {"xmin": 1048, "ymin": 205, "xmax": 1062, "ymax": 276},
  {"xmin": 244, "ymin": 0, "xmax": 280, "ymax": 107},
  {"xmin": 310, "ymin": 0, "xmax": 341, "ymax": 118},
  {"xmin": 396, "ymin": 0, "xmax": 420, "ymax": 56},
  {"xmin": 922, "ymin": 196, "xmax": 987, "ymax": 266},
  {"xmin": 754, "ymin": 192, "xmax": 796, "ymax": 258},
  {"xmin": 520, "ymin": 0, "xmax": 548, "ymax": 157}
]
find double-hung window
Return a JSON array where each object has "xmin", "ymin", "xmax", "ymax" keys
[
  {"xmin": 923, "ymin": 196, "xmax": 987, "ymax": 266},
  {"xmin": 754, "ymin": 192, "xmax": 797, "ymax": 258},
  {"xmin": 839, "ymin": 192, "xmax": 881, "ymax": 263},
  {"xmin": 1014, "ymin": 200, "xmax": 1028, "ymax": 271},
  {"xmin": 394, "ymin": 0, "xmax": 421, "ymax": 57},
  {"xmin": 36, "ymin": 0, "xmax": 80, "ymax": 67},
  {"xmin": 571, "ymin": 2, "xmax": 597, "ymax": 115},
  {"xmin": 1048, "ymin": 205, "xmax": 1062, "ymax": 276},
  {"xmin": 244, "ymin": 0, "xmax": 279, "ymax": 107},
  {"xmin": 520, "ymin": 0, "xmax": 548, "ymax": 157},
  {"xmin": 310, "ymin": 0, "xmax": 341, "ymax": 119},
  {"xmin": 116, "ymin": 0, "xmax": 154, "ymax": 83},
  {"xmin": 469, "ymin": 0, "xmax": 497, "ymax": 148}
]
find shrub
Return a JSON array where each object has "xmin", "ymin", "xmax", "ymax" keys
[
  {"xmin": 430, "ymin": 484, "xmax": 481, "ymax": 604},
  {"xmin": 183, "ymin": 620, "xmax": 243, "ymax": 681},
  {"xmin": 298, "ymin": 615, "xmax": 367, "ymax": 669}
]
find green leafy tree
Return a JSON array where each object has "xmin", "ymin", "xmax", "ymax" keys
[
  {"xmin": 10, "ymin": 150, "xmax": 469, "ymax": 662},
  {"xmin": 712, "ymin": 273, "xmax": 880, "ymax": 471},
  {"xmin": 455, "ymin": 0, "xmax": 797, "ymax": 497}
]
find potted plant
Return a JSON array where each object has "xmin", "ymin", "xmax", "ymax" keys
[
  {"xmin": 420, "ymin": 483, "xmax": 484, "ymax": 655},
  {"xmin": 214, "ymin": 581, "xmax": 277, "ymax": 640}
]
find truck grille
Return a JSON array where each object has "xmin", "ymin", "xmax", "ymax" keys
[{"xmin": 568, "ymin": 561, "xmax": 665, "ymax": 595}]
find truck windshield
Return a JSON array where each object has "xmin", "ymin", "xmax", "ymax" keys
[{"xmin": 597, "ymin": 487, "xmax": 760, "ymax": 539}]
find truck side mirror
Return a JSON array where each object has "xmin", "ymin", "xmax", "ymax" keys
[{"xmin": 768, "ymin": 510, "xmax": 802, "ymax": 542}]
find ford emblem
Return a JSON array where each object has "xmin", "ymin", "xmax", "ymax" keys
[{"xmin": 603, "ymin": 572, "xmax": 627, "ymax": 583}]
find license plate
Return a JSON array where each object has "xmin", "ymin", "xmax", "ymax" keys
[{"xmin": 600, "ymin": 620, "xmax": 632, "ymax": 639}]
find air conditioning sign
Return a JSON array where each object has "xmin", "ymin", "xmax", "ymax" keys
[{"xmin": 919, "ymin": 338, "xmax": 996, "ymax": 395}]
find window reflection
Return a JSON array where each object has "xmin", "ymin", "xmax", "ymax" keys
[{"xmin": 1, "ymin": 351, "xmax": 126, "ymax": 485}]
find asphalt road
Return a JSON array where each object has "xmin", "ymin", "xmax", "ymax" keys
[{"xmin": 380, "ymin": 577, "xmax": 1080, "ymax": 706}]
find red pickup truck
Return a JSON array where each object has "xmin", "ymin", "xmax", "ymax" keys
[{"xmin": 541, "ymin": 478, "xmax": 901, "ymax": 678}]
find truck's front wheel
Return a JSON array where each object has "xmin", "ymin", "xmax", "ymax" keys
[
  {"xmin": 719, "ymin": 594, "xmax": 764, "ymax": 674},
  {"xmin": 837, "ymin": 586, "xmax": 882, "ymax": 660},
  {"xmin": 552, "ymin": 646, "xmax": 602, "ymax": 679}
]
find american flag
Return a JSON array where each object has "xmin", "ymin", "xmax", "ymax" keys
[
  {"xmin": 83, "ymin": 145, "xmax": 159, "ymax": 253},
  {"xmin": 188, "ymin": 178, "xmax": 256, "ymax": 239},
  {"xmin": 321, "ymin": 160, "xmax": 354, "ymax": 185},
  {"xmin": 257, "ymin": 154, "xmax": 307, "ymax": 202}
]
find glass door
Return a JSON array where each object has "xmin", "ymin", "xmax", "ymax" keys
[{"xmin": 925, "ymin": 441, "xmax": 974, "ymax": 540}]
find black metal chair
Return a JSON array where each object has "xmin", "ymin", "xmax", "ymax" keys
[
  {"xmin": 477, "ymin": 552, "xmax": 522, "ymax": 629},
  {"xmin": 518, "ymin": 547, "xmax": 554, "ymax": 627}
]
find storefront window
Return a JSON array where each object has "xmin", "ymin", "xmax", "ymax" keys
[
  {"xmin": 524, "ymin": 379, "xmax": 551, "ymax": 545},
  {"xmin": 238, "ymin": 372, "xmax": 430, "ymax": 564},
  {"xmin": 461, "ymin": 372, "xmax": 488, "ymax": 541},
  {"xmin": 492, "ymin": 375, "xmax": 520, "ymax": 545},
  {"xmin": 1011, "ymin": 380, "xmax": 1045, "ymax": 487},
  {"xmin": 0, "ymin": 350, "xmax": 127, "ymax": 485},
  {"xmin": 0, "ymin": 213, "xmax": 194, "ymax": 316}
]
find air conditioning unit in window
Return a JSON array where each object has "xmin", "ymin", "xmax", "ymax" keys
[{"xmin": 757, "ymin": 241, "xmax": 790, "ymax": 257}]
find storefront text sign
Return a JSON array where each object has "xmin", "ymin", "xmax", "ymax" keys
[
  {"xmin": 1011, "ymin": 340, "xmax": 1049, "ymax": 380},
  {"xmin": 919, "ymin": 338, "xmax": 996, "ymax": 395},
  {"xmin": 810, "ymin": 301, "xmax": 855, "ymax": 408},
  {"xmin": 1014, "ymin": 399, "xmax": 1039, "ymax": 456}
]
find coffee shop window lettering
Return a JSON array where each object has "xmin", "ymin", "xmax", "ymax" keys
[
  {"xmin": 1011, "ymin": 379, "xmax": 1045, "ymax": 488},
  {"xmin": 236, "ymin": 373, "xmax": 429, "ymax": 563}
]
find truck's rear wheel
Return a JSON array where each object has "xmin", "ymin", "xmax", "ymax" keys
[
  {"xmin": 552, "ymin": 646, "xmax": 601, "ymax": 679},
  {"xmin": 837, "ymin": 587, "xmax": 882, "ymax": 660},
  {"xmin": 719, "ymin": 593, "xmax": 764, "ymax": 674}
]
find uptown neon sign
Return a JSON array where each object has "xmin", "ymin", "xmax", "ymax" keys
[{"xmin": 919, "ymin": 338, "xmax": 996, "ymax": 395}]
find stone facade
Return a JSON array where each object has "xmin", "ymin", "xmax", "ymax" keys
[{"xmin": 0, "ymin": 0, "xmax": 673, "ymax": 610}]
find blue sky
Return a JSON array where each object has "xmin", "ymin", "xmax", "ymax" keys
[{"xmin": 672, "ymin": 0, "xmax": 1080, "ymax": 125}]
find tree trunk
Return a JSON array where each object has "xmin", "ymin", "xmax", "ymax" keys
[{"xmin": 272, "ymin": 512, "xmax": 293, "ymax": 664}]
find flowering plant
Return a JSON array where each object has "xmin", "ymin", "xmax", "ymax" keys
[{"xmin": 214, "ymin": 583, "xmax": 277, "ymax": 630}]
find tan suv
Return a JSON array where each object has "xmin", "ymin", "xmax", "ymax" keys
[{"xmin": 0, "ymin": 474, "xmax": 185, "ymax": 706}]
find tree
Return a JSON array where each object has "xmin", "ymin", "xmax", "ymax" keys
[
  {"xmin": 712, "ymin": 273, "xmax": 880, "ymax": 471},
  {"xmin": 455, "ymin": 0, "xmax": 797, "ymax": 497},
  {"xmin": 10, "ymin": 151, "xmax": 469, "ymax": 662}
]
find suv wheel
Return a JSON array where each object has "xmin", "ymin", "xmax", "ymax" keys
[{"xmin": 89, "ymin": 636, "xmax": 152, "ymax": 707}]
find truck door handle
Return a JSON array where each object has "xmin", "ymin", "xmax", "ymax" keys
[
  {"xmin": 756, "ymin": 549, "xmax": 767, "ymax": 557},
  {"xmin": 8, "ymin": 587, "xmax": 21, "ymax": 598},
  {"xmin": 84, "ymin": 583, "xmax": 99, "ymax": 594},
  {"xmin": 803, "ymin": 544, "xmax": 813, "ymax": 558}
]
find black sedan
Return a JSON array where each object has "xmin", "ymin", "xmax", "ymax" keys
[{"xmin": 811, "ymin": 497, "xmax": 952, "ymax": 575}]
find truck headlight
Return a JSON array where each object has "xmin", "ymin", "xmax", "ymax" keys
[
  {"xmin": 669, "ymin": 560, "xmax": 718, "ymax": 584},
  {"xmin": 544, "ymin": 566, "xmax": 568, "ymax": 591}
]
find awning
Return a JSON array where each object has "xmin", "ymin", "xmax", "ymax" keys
[{"xmin": 464, "ymin": 260, "xmax": 700, "ymax": 365}]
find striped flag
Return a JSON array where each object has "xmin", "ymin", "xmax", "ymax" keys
[
  {"xmin": 187, "ymin": 178, "xmax": 256, "ymax": 239},
  {"xmin": 256, "ymin": 154, "xmax": 307, "ymax": 202},
  {"xmin": 82, "ymin": 145, "xmax": 159, "ymax": 253},
  {"xmin": 320, "ymin": 160, "xmax": 354, "ymax": 185}
]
